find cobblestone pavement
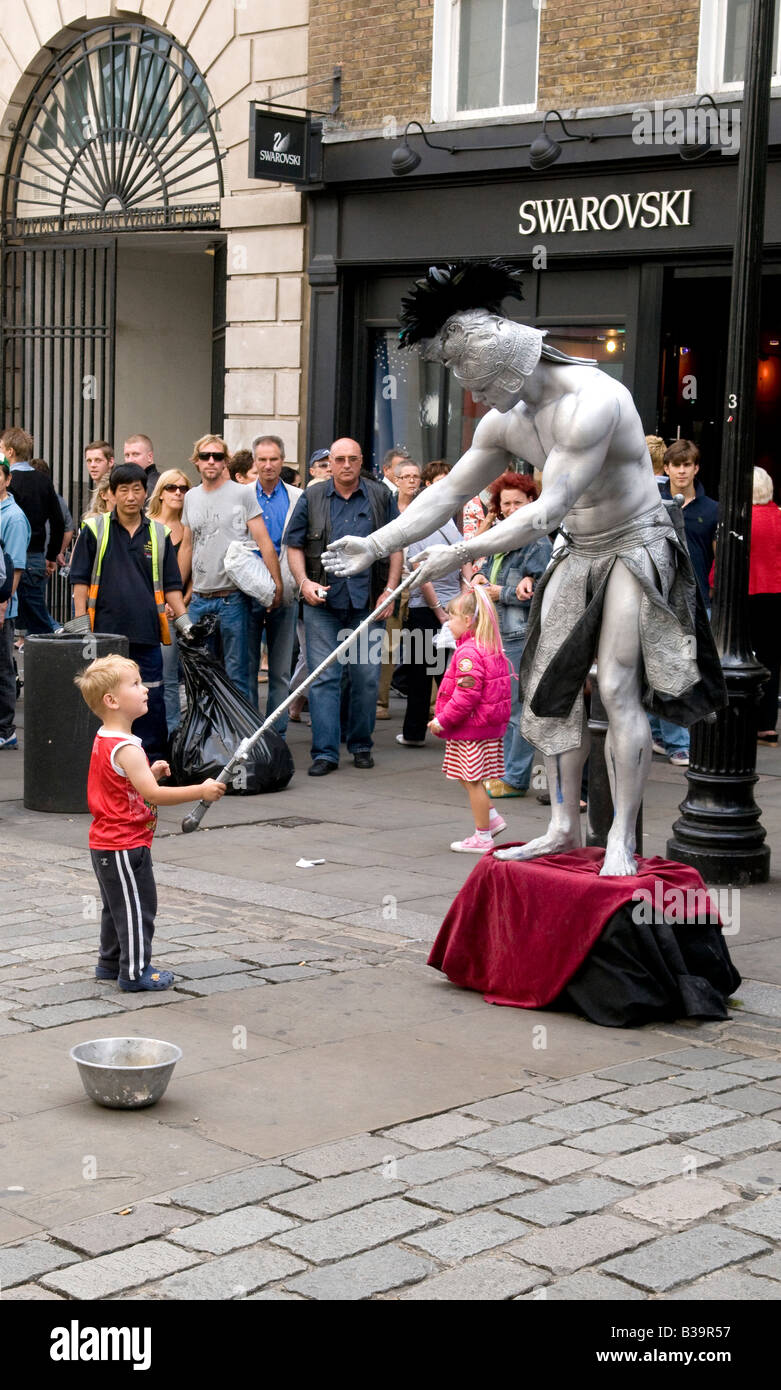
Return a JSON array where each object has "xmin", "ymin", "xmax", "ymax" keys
[{"xmin": 2, "ymin": 835, "xmax": 781, "ymax": 1300}]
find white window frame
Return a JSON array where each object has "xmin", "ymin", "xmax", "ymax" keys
[
  {"xmin": 431, "ymin": 0, "xmax": 539, "ymax": 123},
  {"xmin": 697, "ymin": 0, "xmax": 781, "ymax": 92}
]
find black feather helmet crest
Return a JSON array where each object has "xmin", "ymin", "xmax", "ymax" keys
[{"xmin": 399, "ymin": 259, "xmax": 524, "ymax": 348}]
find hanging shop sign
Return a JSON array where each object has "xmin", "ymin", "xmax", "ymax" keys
[
  {"xmin": 518, "ymin": 189, "xmax": 692, "ymax": 236},
  {"xmin": 249, "ymin": 106, "xmax": 322, "ymax": 186}
]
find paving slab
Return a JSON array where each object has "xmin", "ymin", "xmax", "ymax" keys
[
  {"xmin": 498, "ymin": 1177, "xmax": 631, "ymax": 1227},
  {"xmin": 390, "ymin": 1148, "xmax": 492, "ymax": 1186},
  {"xmin": 665, "ymin": 1271, "xmax": 781, "ymax": 1300},
  {"xmin": 640, "ymin": 1101, "xmax": 743, "ymax": 1135},
  {"xmin": 748, "ymin": 1252, "xmax": 781, "ymax": 1281},
  {"xmin": 531, "ymin": 1076, "xmax": 627, "ymax": 1103},
  {"xmin": 460, "ymin": 1092, "xmax": 557, "ymax": 1123},
  {"xmin": 603, "ymin": 1224, "xmax": 770, "ymax": 1291},
  {"xmin": 498, "ymin": 1146, "xmax": 604, "ymax": 1181},
  {"xmin": 168, "ymin": 1166, "xmax": 309, "ymax": 1214},
  {"xmin": 530, "ymin": 1100, "xmax": 633, "ymax": 1133},
  {"xmin": 41, "ymin": 1239, "xmax": 202, "ymax": 1298},
  {"xmin": 48, "ymin": 1204, "xmax": 200, "ymax": 1255},
  {"xmin": 0, "ymin": 1239, "xmax": 82, "ymax": 1289},
  {"xmin": 725, "ymin": 1193, "xmax": 781, "ymax": 1239},
  {"xmin": 380, "ymin": 1113, "xmax": 490, "ymax": 1150},
  {"xmin": 688, "ymin": 1117, "xmax": 781, "ymax": 1157},
  {"xmin": 594, "ymin": 1060, "xmax": 680, "ymax": 1085},
  {"xmin": 142, "ymin": 1246, "xmax": 307, "ymax": 1299},
  {"xmin": 517, "ymin": 1271, "xmax": 645, "ymax": 1301},
  {"xmin": 271, "ymin": 1197, "xmax": 440, "ymax": 1264},
  {"xmin": 712, "ymin": 1085, "xmax": 781, "ymax": 1115},
  {"xmin": 616, "ymin": 1177, "xmax": 741, "ymax": 1227},
  {"xmin": 460, "ymin": 1121, "xmax": 568, "ymax": 1157},
  {"xmin": 398, "ymin": 1255, "xmax": 547, "ymax": 1300},
  {"xmin": 593, "ymin": 1144, "xmax": 720, "ymax": 1186},
  {"xmin": 286, "ymin": 1135, "xmax": 411, "ymax": 1179},
  {"xmin": 11, "ymin": 998, "xmax": 125, "ymax": 1028},
  {"xmin": 406, "ymin": 1210, "xmax": 528, "ymax": 1261},
  {"xmin": 0, "ymin": 1283, "xmax": 66, "ymax": 1300},
  {"xmin": 668, "ymin": 1068, "xmax": 754, "ymax": 1095},
  {"xmin": 563, "ymin": 1123, "xmax": 663, "ymax": 1155},
  {"xmin": 404, "ymin": 1169, "xmax": 535, "ymax": 1214},
  {"xmin": 268, "ymin": 1169, "xmax": 406, "ymax": 1219},
  {"xmin": 715, "ymin": 1152, "xmax": 781, "ymax": 1191},
  {"xmin": 657, "ymin": 1047, "xmax": 749, "ymax": 1069},
  {"xmin": 170, "ymin": 1205, "xmax": 297, "ymax": 1254},
  {"xmin": 718, "ymin": 1057, "xmax": 781, "ymax": 1080},
  {"xmin": 284, "ymin": 1245, "xmax": 437, "ymax": 1300},
  {"xmin": 507, "ymin": 1213, "xmax": 654, "ymax": 1274}
]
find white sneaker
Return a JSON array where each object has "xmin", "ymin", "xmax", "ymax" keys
[
  {"xmin": 669, "ymin": 751, "xmax": 690, "ymax": 767},
  {"xmin": 488, "ymin": 808, "xmax": 507, "ymax": 836},
  {"xmin": 651, "ymin": 741, "xmax": 667, "ymax": 756},
  {"xmin": 396, "ymin": 734, "xmax": 426, "ymax": 747}
]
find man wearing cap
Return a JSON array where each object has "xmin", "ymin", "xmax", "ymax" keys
[
  {"xmin": 324, "ymin": 262, "xmax": 725, "ymax": 874},
  {"xmin": 307, "ymin": 448, "xmax": 332, "ymax": 485},
  {"xmin": 286, "ymin": 438, "xmax": 402, "ymax": 775}
]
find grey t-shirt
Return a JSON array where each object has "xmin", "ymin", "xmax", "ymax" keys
[
  {"xmin": 408, "ymin": 519, "xmax": 464, "ymax": 609},
  {"xmin": 182, "ymin": 480, "xmax": 262, "ymax": 591}
]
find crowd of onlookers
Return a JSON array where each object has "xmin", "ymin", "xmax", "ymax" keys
[{"xmin": 1, "ymin": 427, "xmax": 779, "ymax": 785}]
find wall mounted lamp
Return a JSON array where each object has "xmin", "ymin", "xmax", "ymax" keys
[
  {"xmin": 679, "ymin": 93, "xmax": 721, "ymax": 161},
  {"xmin": 529, "ymin": 110, "xmax": 595, "ymax": 169}
]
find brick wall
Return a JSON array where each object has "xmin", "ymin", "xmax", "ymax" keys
[
  {"xmin": 311, "ymin": 0, "xmax": 702, "ymax": 132},
  {"xmin": 538, "ymin": 0, "xmax": 701, "ymax": 109},
  {"xmin": 309, "ymin": 0, "xmax": 434, "ymax": 131}
]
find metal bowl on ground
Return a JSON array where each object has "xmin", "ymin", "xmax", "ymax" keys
[{"xmin": 70, "ymin": 1037, "xmax": 182, "ymax": 1109}]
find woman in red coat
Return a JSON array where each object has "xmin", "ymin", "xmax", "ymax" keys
[{"xmin": 749, "ymin": 468, "xmax": 781, "ymax": 745}]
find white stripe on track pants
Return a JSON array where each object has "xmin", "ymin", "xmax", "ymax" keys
[{"xmin": 91, "ymin": 846, "xmax": 157, "ymax": 983}]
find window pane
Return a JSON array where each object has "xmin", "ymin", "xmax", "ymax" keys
[
  {"xmin": 457, "ymin": 0, "xmax": 503, "ymax": 111},
  {"xmin": 502, "ymin": 0, "xmax": 539, "ymax": 106},
  {"xmin": 544, "ymin": 326, "xmax": 627, "ymax": 382},
  {"xmin": 370, "ymin": 330, "xmax": 445, "ymax": 475},
  {"xmin": 723, "ymin": 0, "xmax": 780, "ymax": 82}
]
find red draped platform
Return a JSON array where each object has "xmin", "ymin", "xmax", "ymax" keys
[{"xmin": 428, "ymin": 846, "xmax": 740, "ymax": 1026}]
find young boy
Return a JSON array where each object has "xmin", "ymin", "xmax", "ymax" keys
[{"xmin": 75, "ymin": 655, "xmax": 226, "ymax": 992}]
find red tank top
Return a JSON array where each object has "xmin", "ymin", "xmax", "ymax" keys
[{"xmin": 87, "ymin": 729, "xmax": 158, "ymax": 850}]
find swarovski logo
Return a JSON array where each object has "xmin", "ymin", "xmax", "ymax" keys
[
  {"xmin": 50, "ymin": 1320, "xmax": 151, "ymax": 1372},
  {"xmin": 518, "ymin": 189, "xmax": 692, "ymax": 236}
]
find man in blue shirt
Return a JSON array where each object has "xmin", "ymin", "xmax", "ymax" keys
[
  {"xmin": 286, "ymin": 439, "xmax": 402, "ymax": 774},
  {"xmin": 246, "ymin": 434, "xmax": 301, "ymax": 728},
  {"xmin": 0, "ymin": 459, "xmax": 32, "ymax": 749},
  {"xmin": 664, "ymin": 440, "xmax": 719, "ymax": 604}
]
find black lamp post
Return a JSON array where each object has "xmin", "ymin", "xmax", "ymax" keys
[{"xmin": 667, "ymin": 0, "xmax": 774, "ymax": 884}]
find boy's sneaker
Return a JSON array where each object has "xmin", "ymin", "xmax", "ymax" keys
[
  {"xmin": 0, "ymin": 731, "xmax": 18, "ymax": 750},
  {"xmin": 488, "ymin": 808, "xmax": 507, "ymax": 836},
  {"xmin": 119, "ymin": 964, "xmax": 174, "ymax": 992},
  {"xmin": 450, "ymin": 830, "xmax": 494, "ymax": 853},
  {"xmin": 669, "ymin": 751, "xmax": 690, "ymax": 767},
  {"xmin": 651, "ymin": 741, "xmax": 667, "ymax": 756}
]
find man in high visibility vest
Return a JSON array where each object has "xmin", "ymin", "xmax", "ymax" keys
[{"xmin": 69, "ymin": 464, "xmax": 189, "ymax": 760}]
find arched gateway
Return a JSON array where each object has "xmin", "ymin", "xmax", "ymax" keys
[{"xmin": 1, "ymin": 21, "xmax": 225, "ymax": 615}]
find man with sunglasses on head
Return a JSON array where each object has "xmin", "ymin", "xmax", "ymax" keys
[{"xmin": 177, "ymin": 435, "xmax": 282, "ymax": 702}]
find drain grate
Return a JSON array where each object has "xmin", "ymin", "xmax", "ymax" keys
[{"xmin": 266, "ymin": 816, "xmax": 325, "ymax": 829}]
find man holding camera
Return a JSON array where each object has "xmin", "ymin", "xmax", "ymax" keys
[{"xmin": 286, "ymin": 438, "xmax": 401, "ymax": 775}]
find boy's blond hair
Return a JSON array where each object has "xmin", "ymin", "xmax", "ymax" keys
[{"xmin": 74, "ymin": 655, "xmax": 140, "ymax": 717}]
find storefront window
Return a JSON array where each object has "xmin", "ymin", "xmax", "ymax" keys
[{"xmin": 543, "ymin": 326, "xmax": 628, "ymax": 381}]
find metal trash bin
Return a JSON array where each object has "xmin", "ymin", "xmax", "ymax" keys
[{"xmin": 23, "ymin": 632, "xmax": 129, "ymax": 813}]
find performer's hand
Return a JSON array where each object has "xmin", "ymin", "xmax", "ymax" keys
[
  {"xmin": 412, "ymin": 545, "xmax": 461, "ymax": 585},
  {"xmin": 150, "ymin": 760, "xmax": 171, "ymax": 781},
  {"xmin": 200, "ymin": 779, "xmax": 227, "ymax": 802},
  {"xmin": 322, "ymin": 536, "xmax": 376, "ymax": 576},
  {"xmin": 515, "ymin": 576, "xmax": 534, "ymax": 601}
]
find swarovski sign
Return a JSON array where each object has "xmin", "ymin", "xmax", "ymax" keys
[
  {"xmin": 249, "ymin": 105, "xmax": 322, "ymax": 186},
  {"xmin": 518, "ymin": 188, "xmax": 692, "ymax": 236}
]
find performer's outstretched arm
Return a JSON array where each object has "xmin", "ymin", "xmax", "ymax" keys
[{"xmin": 322, "ymin": 432, "xmax": 509, "ymax": 576}]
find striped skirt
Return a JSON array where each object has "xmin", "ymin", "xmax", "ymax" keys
[{"xmin": 443, "ymin": 738, "xmax": 505, "ymax": 782}]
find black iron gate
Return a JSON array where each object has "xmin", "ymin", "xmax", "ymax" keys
[{"xmin": 1, "ymin": 238, "xmax": 116, "ymax": 620}]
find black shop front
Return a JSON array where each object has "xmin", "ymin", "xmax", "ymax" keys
[{"xmin": 306, "ymin": 111, "xmax": 781, "ymax": 493}]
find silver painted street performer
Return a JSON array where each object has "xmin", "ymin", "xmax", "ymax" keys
[{"xmin": 324, "ymin": 262, "xmax": 726, "ymax": 876}]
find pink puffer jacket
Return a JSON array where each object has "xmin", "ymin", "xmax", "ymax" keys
[{"xmin": 434, "ymin": 634, "xmax": 511, "ymax": 741}]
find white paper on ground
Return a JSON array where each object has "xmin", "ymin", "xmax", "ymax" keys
[{"xmin": 296, "ymin": 857, "xmax": 326, "ymax": 868}]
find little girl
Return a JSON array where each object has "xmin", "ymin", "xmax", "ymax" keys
[{"xmin": 428, "ymin": 586, "xmax": 512, "ymax": 852}]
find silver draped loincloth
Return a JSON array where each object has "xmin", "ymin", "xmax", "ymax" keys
[{"xmin": 520, "ymin": 502, "xmax": 702, "ymax": 756}]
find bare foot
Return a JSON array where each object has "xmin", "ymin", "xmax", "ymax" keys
[
  {"xmin": 600, "ymin": 838, "xmax": 638, "ymax": 876},
  {"xmin": 494, "ymin": 827, "xmax": 579, "ymax": 862}
]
